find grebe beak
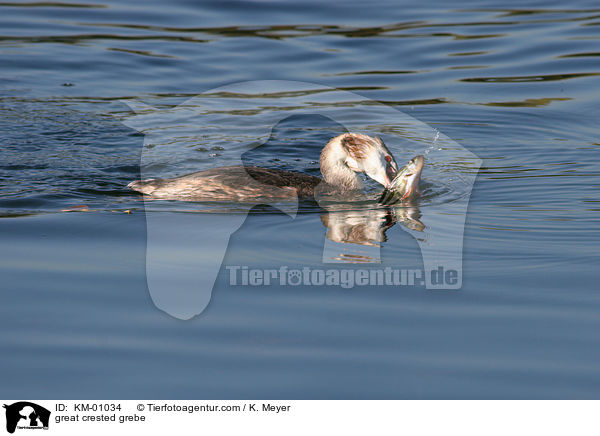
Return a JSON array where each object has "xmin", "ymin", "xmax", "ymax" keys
[{"xmin": 385, "ymin": 162, "xmax": 397, "ymax": 188}]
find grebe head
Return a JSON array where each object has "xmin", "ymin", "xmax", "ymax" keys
[{"xmin": 320, "ymin": 133, "xmax": 398, "ymax": 190}]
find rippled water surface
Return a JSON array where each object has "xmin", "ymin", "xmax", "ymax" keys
[{"xmin": 1, "ymin": 0, "xmax": 600, "ymax": 398}]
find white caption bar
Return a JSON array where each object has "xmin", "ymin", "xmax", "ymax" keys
[{"xmin": 1, "ymin": 400, "xmax": 597, "ymax": 436}]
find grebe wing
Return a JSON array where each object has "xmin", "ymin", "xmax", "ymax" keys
[{"xmin": 130, "ymin": 166, "xmax": 321, "ymax": 201}]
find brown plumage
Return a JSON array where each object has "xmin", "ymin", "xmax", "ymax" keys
[
  {"xmin": 128, "ymin": 166, "xmax": 321, "ymax": 201},
  {"xmin": 341, "ymin": 134, "xmax": 371, "ymax": 159}
]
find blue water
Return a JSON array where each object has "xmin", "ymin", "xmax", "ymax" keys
[{"xmin": 1, "ymin": 0, "xmax": 600, "ymax": 398}]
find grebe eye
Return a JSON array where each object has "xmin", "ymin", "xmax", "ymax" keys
[{"xmin": 385, "ymin": 155, "xmax": 392, "ymax": 163}]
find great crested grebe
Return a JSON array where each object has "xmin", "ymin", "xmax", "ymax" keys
[{"xmin": 127, "ymin": 133, "xmax": 399, "ymax": 202}]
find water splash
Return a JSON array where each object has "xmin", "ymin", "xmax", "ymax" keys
[{"xmin": 424, "ymin": 130, "xmax": 441, "ymax": 156}]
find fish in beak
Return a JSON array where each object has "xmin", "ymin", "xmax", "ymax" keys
[{"xmin": 378, "ymin": 155, "xmax": 424, "ymax": 204}]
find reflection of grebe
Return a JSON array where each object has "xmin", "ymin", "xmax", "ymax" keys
[
  {"xmin": 128, "ymin": 133, "xmax": 398, "ymax": 202},
  {"xmin": 321, "ymin": 205, "xmax": 424, "ymax": 247}
]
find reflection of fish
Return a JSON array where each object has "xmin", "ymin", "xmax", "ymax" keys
[
  {"xmin": 392, "ymin": 206, "xmax": 425, "ymax": 232},
  {"xmin": 378, "ymin": 155, "xmax": 424, "ymax": 204}
]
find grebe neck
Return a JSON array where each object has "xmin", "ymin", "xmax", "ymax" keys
[{"xmin": 319, "ymin": 136, "xmax": 363, "ymax": 190}]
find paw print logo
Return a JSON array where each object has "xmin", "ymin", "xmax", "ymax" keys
[
  {"xmin": 287, "ymin": 270, "xmax": 302, "ymax": 286},
  {"xmin": 121, "ymin": 80, "xmax": 480, "ymax": 320}
]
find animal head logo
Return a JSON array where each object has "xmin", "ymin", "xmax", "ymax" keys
[
  {"xmin": 3, "ymin": 402, "xmax": 50, "ymax": 434},
  {"xmin": 121, "ymin": 80, "xmax": 481, "ymax": 320}
]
